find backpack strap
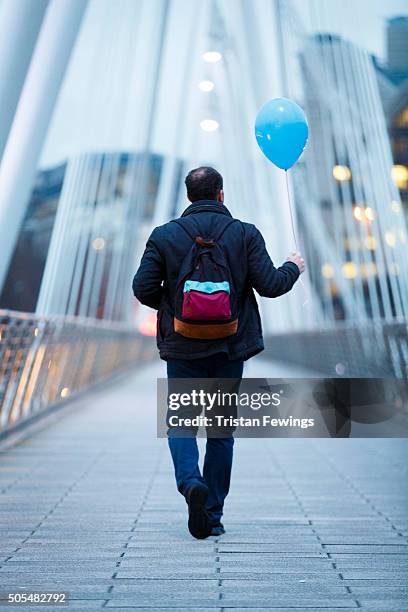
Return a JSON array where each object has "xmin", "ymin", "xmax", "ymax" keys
[
  {"xmin": 214, "ymin": 218, "xmax": 238, "ymax": 242},
  {"xmin": 171, "ymin": 217, "xmax": 238, "ymax": 243},
  {"xmin": 171, "ymin": 218, "xmax": 196, "ymax": 241}
]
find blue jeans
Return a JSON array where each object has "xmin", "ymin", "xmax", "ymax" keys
[{"xmin": 167, "ymin": 353, "xmax": 244, "ymax": 523}]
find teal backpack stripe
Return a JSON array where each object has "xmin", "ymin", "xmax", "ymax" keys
[{"xmin": 183, "ymin": 280, "xmax": 230, "ymax": 294}]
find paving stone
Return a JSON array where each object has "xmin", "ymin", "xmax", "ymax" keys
[
  {"xmin": 0, "ymin": 569, "xmax": 114, "ymax": 577},
  {"xmin": 324, "ymin": 545, "xmax": 408, "ymax": 554},
  {"xmin": 218, "ymin": 577, "xmax": 349, "ymax": 586},
  {"xmin": 219, "ymin": 598, "xmax": 357, "ymax": 608},
  {"xmin": 104, "ymin": 609, "xmax": 218, "ymax": 611},
  {"xmin": 220, "ymin": 609, "xmax": 359, "ymax": 612},
  {"xmin": 0, "ymin": 602, "xmax": 105, "ymax": 611},
  {"xmin": 116, "ymin": 570, "xmax": 218, "ymax": 579},
  {"xmin": 105, "ymin": 596, "xmax": 220, "ymax": 607},
  {"xmin": 220, "ymin": 552, "xmax": 328, "ymax": 558},
  {"xmin": 219, "ymin": 559, "xmax": 334, "ymax": 569},
  {"xmin": 342, "ymin": 578, "xmax": 408, "ymax": 586},
  {"xmin": 340, "ymin": 570, "xmax": 408, "ymax": 579},
  {"xmin": 330, "ymin": 553, "xmax": 408, "ymax": 559},
  {"xmin": 319, "ymin": 536, "xmax": 404, "ymax": 544},
  {"xmin": 119, "ymin": 561, "xmax": 216, "ymax": 569},
  {"xmin": 110, "ymin": 580, "xmax": 219, "ymax": 592},
  {"xmin": 356, "ymin": 603, "xmax": 408, "ymax": 611},
  {"xmin": 219, "ymin": 584, "xmax": 350, "ymax": 595},
  {"xmin": 334, "ymin": 559, "xmax": 408, "ymax": 570},
  {"xmin": 218, "ymin": 544, "xmax": 325, "ymax": 553}
]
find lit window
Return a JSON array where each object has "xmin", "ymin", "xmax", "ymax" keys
[
  {"xmin": 198, "ymin": 80, "xmax": 215, "ymax": 92},
  {"xmin": 333, "ymin": 165, "xmax": 351, "ymax": 181},
  {"xmin": 395, "ymin": 107, "xmax": 408, "ymax": 127},
  {"xmin": 391, "ymin": 165, "xmax": 408, "ymax": 190},
  {"xmin": 202, "ymin": 51, "xmax": 222, "ymax": 63},
  {"xmin": 365, "ymin": 207, "xmax": 375, "ymax": 221},
  {"xmin": 342, "ymin": 261, "xmax": 357, "ymax": 279},
  {"xmin": 385, "ymin": 231, "xmax": 396, "ymax": 247},
  {"xmin": 329, "ymin": 283, "xmax": 339, "ymax": 297},
  {"xmin": 335, "ymin": 362, "xmax": 346, "ymax": 375},
  {"xmin": 391, "ymin": 200, "xmax": 401, "ymax": 213},
  {"xmin": 92, "ymin": 237, "xmax": 105, "ymax": 251},
  {"xmin": 353, "ymin": 206, "xmax": 363, "ymax": 221},
  {"xmin": 364, "ymin": 236, "xmax": 377, "ymax": 250},
  {"xmin": 321, "ymin": 263, "xmax": 334, "ymax": 279},
  {"xmin": 200, "ymin": 119, "xmax": 219, "ymax": 132},
  {"xmin": 361, "ymin": 262, "xmax": 377, "ymax": 277}
]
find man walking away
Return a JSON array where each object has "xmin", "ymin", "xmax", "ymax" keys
[{"xmin": 133, "ymin": 166, "xmax": 304, "ymax": 539}]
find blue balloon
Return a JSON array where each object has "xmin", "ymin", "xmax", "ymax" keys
[{"xmin": 255, "ymin": 97, "xmax": 308, "ymax": 170}]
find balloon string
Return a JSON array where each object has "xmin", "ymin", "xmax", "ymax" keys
[
  {"xmin": 285, "ymin": 170, "xmax": 299, "ymax": 252},
  {"xmin": 284, "ymin": 170, "xmax": 309, "ymax": 307}
]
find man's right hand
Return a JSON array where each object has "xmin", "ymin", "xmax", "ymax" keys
[{"xmin": 286, "ymin": 251, "xmax": 305, "ymax": 274}]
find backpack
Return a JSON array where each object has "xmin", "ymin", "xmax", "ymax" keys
[{"xmin": 171, "ymin": 216, "xmax": 239, "ymax": 340}]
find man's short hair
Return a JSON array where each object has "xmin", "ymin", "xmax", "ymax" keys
[{"xmin": 184, "ymin": 166, "xmax": 223, "ymax": 202}]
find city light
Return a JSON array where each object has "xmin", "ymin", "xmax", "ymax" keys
[
  {"xmin": 352, "ymin": 205, "xmax": 376, "ymax": 223},
  {"xmin": 60, "ymin": 387, "xmax": 70, "ymax": 399},
  {"xmin": 391, "ymin": 164, "xmax": 408, "ymax": 189},
  {"xmin": 335, "ymin": 362, "xmax": 346, "ymax": 375},
  {"xmin": 333, "ymin": 165, "xmax": 351, "ymax": 181},
  {"xmin": 391, "ymin": 200, "xmax": 401, "ymax": 213},
  {"xmin": 202, "ymin": 51, "xmax": 222, "ymax": 63},
  {"xmin": 92, "ymin": 237, "xmax": 105, "ymax": 251},
  {"xmin": 365, "ymin": 206, "xmax": 376, "ymax": 221},
  {"xmin": 385, "ymin": 231, "xmax": 396, "ymax": 247},
  {"xmin": 396, "ymin": 108, "xmax": 408, "ymax": 127},
  {"xmin": 139, "ymin": 313, "xmax": 157, "ymax": 337},
  {"xmin": 353, "ymin": 206, "xmax": 363, "ymax": 221},
  {"xmin": 344, "ymin": 236, "xmax": 359, "ymax": 250},
  {"xmin": 321, "ymin": 263, "xmax": 334, "ymax": 279},
  {"xmin": 364, "ymin": 236, "xmax": 377, "ymax": 250},
  {"xmin": 200, "ymin": 119, "xmax": 219, "ymax": 132},
  {"xmin": 361, "ymin": 262, "xmax": 377, "ymax": 278},
  {"xmin": 342, "ymin": 261, "xmax": 358, "ymax": 279},
  {"xmin": 198, "ymin": 80, "xmax": 215, "ymax": 92}
]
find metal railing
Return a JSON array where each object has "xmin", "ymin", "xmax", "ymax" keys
[
  {"xmin": 0, "ymin": 310, "xmax": 156, "ymax": 436},
  {"xmin": 264, "ymin": 320, "xmax": 408, "ymax": 378}
]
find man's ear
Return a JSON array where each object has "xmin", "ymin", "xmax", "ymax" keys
[{"xmin": 217, "ymin": 189, "xmax": 224, "ymax": 203}]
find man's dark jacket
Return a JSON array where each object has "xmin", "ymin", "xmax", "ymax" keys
[{"xmin": 132, "ymin": 200, "xmax": 299, "ymax": 361}]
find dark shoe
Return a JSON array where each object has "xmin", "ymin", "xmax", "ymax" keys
[
  {"xmin": 186, "ymin": 484, "xmax": 212, "ymax": 539},
  {"xmin": 210, "ymin": 522, "xmax": 225, "ymax": 536}
]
